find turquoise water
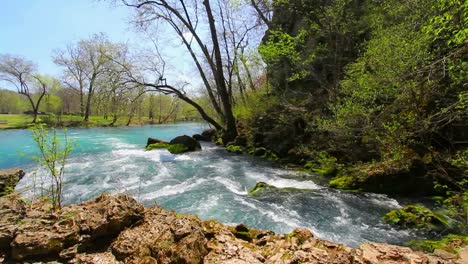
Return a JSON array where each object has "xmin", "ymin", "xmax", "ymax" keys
[{"xmin": 1, "ymin": 123, "xmax": 426, "ymax": 247}]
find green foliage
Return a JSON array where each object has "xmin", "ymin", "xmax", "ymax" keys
[
  {"xmin": 424, "ymin": 0, "xmax": 468, "ymax": 47},
  {"xmin": 233, "ymin": 91, "xmax": 278, "ymax": 122},
  {"xmin": 408, "ymin": 234, "xmax": 468, "ymax": 253},
  {"xmin": 146, "ymin": 142, "xmax": 170, "ymax": 151},
  {"xmin": 450, "ymin": 149, "xmax": 468, "ymax": 173},
  {"xmin": 382, "ymin": 205, "xmax": 448, "ymax": 230},
  {"xmin": 259, "ymin": 29, "xmax": 311, "ymax": 82},
  {"xmin": 30, "ymin": 124, "xmax": 74, "ymax": 211},
  {"xmin": 441, "ymin": 191, "xmax": 468, "ymax": 235},
  {"xmin": 167, "ymin": 144, "xmax": 189, "ymax": 154}
]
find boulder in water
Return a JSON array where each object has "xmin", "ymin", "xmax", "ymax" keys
[
  {"xmin": 169, "ymin": 135, "xmax": 201, "ymax": 154},
  {"xmin": 146, "ymin": 138, "xmax": 169, "ymax": 148},
  {"xmin": 201, "ymin": 129, "xmax": 216, "ymax": 140},
  {"xmin": 0, "ymin": 168, "xmax": 25, "ymax": 196},
  {"xmin": 192, "ymin": 134, "xmax": 208, "ymax": 141}
]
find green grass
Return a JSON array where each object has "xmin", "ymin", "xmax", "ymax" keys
[
  {"xmin": 0, "ymin": 114, "xmax": 34, "ymax": 128},
  {"xmin": 0, "ymin": 114, "xmax": 154, "ymax": 129}
]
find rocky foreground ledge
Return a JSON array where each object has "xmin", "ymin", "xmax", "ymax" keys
[{"xmin": 0, "ymin": 194, "xmax": 466, "ymax": 264}]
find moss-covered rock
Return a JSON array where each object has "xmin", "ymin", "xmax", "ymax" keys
[
  {"xmin": 249, "ymin": 147, "xmax": 267, "ymax": 157},
  {"xmin": 408, "ymin": 234, "xmax": 468, "ymax": 254},
  {"xmin": 248, "ymin": 182, "xmax": 277, "ymax": 196},
  {"xmin": 328, "ymin": 175, "xmax": 360, "ymax": 191},
  {"xmin": 328, "ymin": 156, "xmax": 438, "ymax": 195},
  {"xmin": 146, "ymin": 138, "xmax": 169, "ymax": 148},
  {"xmin": 382, "ymin": 205, "xmax": 448, "ymax": 230},
  {"xmin": 304, "ymin": 161, "xmax": 338, "ymax": 176},
  {"xmin": 169, "ymin": 135, "xmax": 201, "ymax": 152},
  {"xmin": 167, "ymin": 144, "xmax": 189, "ymax": 154},
  {"xmin": 226, "ymin": 145, "xmax": 243, "ymax": 154},
  {"xmin": 146, "ymin": 142, "xmax": 170, "ymax": 151}
]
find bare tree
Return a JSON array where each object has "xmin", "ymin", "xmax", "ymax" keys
[
  {"xmin": 54, "ymin": 34, "xmax": 116, "ymax": 121},
  {"xmin": 112, "ymin": 0, "xmax": 266, "ymax": 141},
  {"xmin": 0, "ymin": 54, "xmax": 47, "ymax": 123}
]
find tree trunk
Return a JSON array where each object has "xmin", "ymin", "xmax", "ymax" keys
[{"xmin": 203, "ymin": 0, "xmax": 237, "ymax": 141}]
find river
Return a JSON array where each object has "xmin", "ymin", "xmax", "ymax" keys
[{"xmin": 0, "ymin": 122, "xmax": 427, "ymax": 247}]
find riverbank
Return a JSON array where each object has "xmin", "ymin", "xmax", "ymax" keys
[
  {"xmin": 0, "ymin": 114, "xmax": 204, "ymax": 129},
  {"xmin": 1, "ymin": 193, "xmax": 466, "ymax": 263}
]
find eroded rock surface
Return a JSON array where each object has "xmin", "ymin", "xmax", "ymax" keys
[
  {"xmin": 0, "ymin": 168, "xmax": 25, "ymax": 195},
  {"xmin": 0, "ymin": 193, "xmax": 465, "ymax": 263}
]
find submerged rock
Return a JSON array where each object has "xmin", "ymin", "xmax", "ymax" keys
[
  {"xmin": 0, "ymin": 168, "xmax": 25, "ymax": 196},
  {"xmin": 248, "ymin": 182, "xmax": 278, "ymax": 196},
  {"xmin": 0, "ymin": 193, "xmax": 464, "ymax": 263}
]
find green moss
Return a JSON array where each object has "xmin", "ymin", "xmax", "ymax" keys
[
  {"xmin": 228, "ymin": 225, "xmax": 260, "ymax": 242},
  {"xmin": 167, "ymin": 144, "xmax": 189, "ymax": 154},
  {"xmin": 304, "ymin": 152, "xmax": 340, "ymax": 176},
  {"xmin": 216, "ymin": 137, "xmax": 223, "ymax": 146},
  {"xmin": 329, "ymin": 175, "xmax": 359, "ymax": 190},
  {"xmin": 226, "ymin": 145, "xmax": 244, "ymax": 154},
  {"xmin": 408, "ymin": 234, "xmax": 468, "ymax": 253},
  {"xmin": 382, "ymin": 205, "xmax": 448, "ymax": 230},
  {"xmin": 248, "ymin": 182, "xmax": 276, "ymax": 196},
  {"xmin": 146, "ymin": 142, "xmax": 170, "ymax": 151}
]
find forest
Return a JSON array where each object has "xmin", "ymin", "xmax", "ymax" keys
[{"xmin": 0, "ymin": 0, "xmax": 467, "ymax": 256}]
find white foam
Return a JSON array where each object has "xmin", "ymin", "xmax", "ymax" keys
[
  {"xmin": 364, "ymin": 193, "xmax": 401, "ymax": 209},
  {"xmin": 213, "ymin": 177, "xmax": 248, "ymax": 195},
  {"xmin": 266, "ymin": 178, "xmax": 322, "ymax": 190},
  {"xmin": 141, "ymin": 178, "xmax": 208, "ymax": 200}
]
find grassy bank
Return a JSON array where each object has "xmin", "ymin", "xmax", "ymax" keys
[{"xmin": 0, "ymin": 114, "xmax": 160, "ymax": 129}]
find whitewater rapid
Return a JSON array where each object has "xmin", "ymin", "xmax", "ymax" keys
[{"xmin": 13, "ymin": 131, "xmax": 427, "ymax": 247}]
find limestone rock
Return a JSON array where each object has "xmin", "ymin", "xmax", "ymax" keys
[
  {"xmin": 356, "ymin": 243, "xmax": 449, "ymax": 264},
  {"xmin": 0, "ymin": 168, "xmax": 25, "ymax": 195},
  {"xmin": 111, "ymin": 207, "xmax": 207, "ymax": 263},
  {"xmin": 0, "ymin": 194, "xmax": 464, "ymax": 263},
  {"xmin": 9, "ymin": 194, "xmax": 144, "ymax": 261},
  {"xmin": 0, "ymin": 194, "xmax": 26, "ymax": 250},
  {"xmin": 62, "ymin": 193, "xmax": 145, "ymax": 241}
]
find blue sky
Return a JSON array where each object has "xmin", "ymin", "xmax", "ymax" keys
[{"xmin": 0, "ymin": 0, "xmax": 139, "ymax": 76}]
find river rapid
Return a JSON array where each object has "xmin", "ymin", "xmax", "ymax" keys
[{"xmin": 0, "ymin": 123, "xmax": 427, "ymax": 247}]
